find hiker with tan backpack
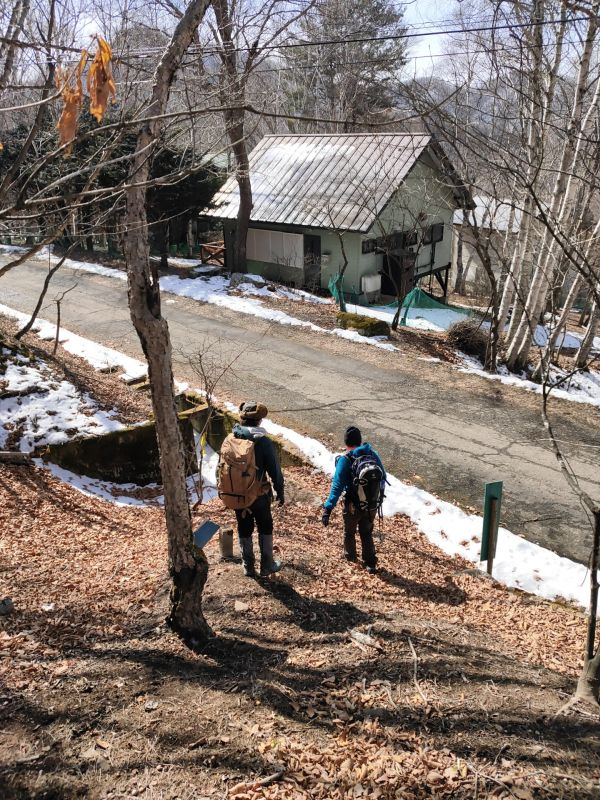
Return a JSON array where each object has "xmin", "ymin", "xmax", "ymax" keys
[{"xmin": 217, "ymin": 401, "xmax": 284, "ymax": 578}]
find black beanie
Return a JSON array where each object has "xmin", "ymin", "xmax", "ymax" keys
[{"xmin": 344, "ymin": 426, "xmax": 362, "ymax": 447}]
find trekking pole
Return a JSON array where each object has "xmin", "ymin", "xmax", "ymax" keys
[{"xmin": 377, "ymin": 504, "xmax": 384, "ymax": 543}]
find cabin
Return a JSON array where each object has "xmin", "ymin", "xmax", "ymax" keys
[{"xmin": 202, "ymin": 132, "xmax": 474, "ymax": 302}]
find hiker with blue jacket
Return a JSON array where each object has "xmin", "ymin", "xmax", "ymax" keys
[
  {"xmin": 321, "ymin": 426, "xmax": 386, "ymax": 574},
  {"xmin": 217, "ymin": 401, "xmax": 284, "ymax": 578}
]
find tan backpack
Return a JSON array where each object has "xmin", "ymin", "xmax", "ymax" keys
[{"xmin": 217, "ymin": 434, "xmax": 268, "ymax": 510}]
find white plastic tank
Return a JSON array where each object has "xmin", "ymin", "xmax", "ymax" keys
[{"xmin": 361, "ymin": 273, "xmax": 382, "ymax": 303}]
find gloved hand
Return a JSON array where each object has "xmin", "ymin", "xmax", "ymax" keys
[
  {"xmin": 276, "ymin": 494, "xmax": 285, "ymax": 507},
  {"xmin": 321, "ymin": 508, "xmax": 331, "ymax": 527}
]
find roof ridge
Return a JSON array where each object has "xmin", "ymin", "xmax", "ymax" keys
[{"xmin": 261, "ymin": 132, "xmax": 430, "ymax": 139}]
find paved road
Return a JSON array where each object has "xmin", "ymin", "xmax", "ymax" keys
[{"xmin": 2, "ymin": 258, "xmax": 599, "ymax": 564}]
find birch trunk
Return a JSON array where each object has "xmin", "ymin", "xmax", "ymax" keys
[
  {"xmin": 506, "ymin": 5, "xmax": 600, "ymax": 370},
  {"xmin": 498, "ymin": 196, "xmax": 534, "ymax": 333},
  {"xmin": 576, "ymin": 511, "xmax": 600, "ymax": 704},
  {"xmin": 576, "ymin": 301, "xmax": 599, "ymax": 369},
  {"xmin": 123, "ymin": 0, "xmax": 212, "ymax": 647},
  {"xmin": 532, "ymin": 273, "xmax": 582, "ymax": 380}
]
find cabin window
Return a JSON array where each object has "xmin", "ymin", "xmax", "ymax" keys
[
  {"xmin": 362, "ymin": 239, "xmax": 376, "ymax": 254},
  {"xmin": 423, "ymin": 222, "xmax": 444, "ymax": 245}
]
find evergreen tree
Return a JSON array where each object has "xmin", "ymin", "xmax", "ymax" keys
[
  {"xmin": 0, "ymin": 111, "xmax": 223, "ymax": 258},
  {"xmin": 283, "ymin": 0, "xmax": 407, "ymax": 131}
]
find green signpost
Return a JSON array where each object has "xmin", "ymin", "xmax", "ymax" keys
[{"xmin": 481, "ymin": 481, "xmax": 503, "ymax": 575}]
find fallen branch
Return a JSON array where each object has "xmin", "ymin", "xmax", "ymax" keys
[
  {"xmin": 0, "ymin": 450, "xmax": 33, "ymax": 465},
  {"xmin": 349, "ymin": 627, "xmax": 383, "ymax": 651},
  {"xmin": 229, "ymin": 770, "xmax": 285, "ymax": 796},
  {"xmin": 407, "ymin": 637, "xmax": 430, "ymax": 707}
]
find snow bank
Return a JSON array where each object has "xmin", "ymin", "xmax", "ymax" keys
[
  {"xmin": 459, "ymin": 352, "xmax": 600, "ymax": 409},
  {"xmin": 346, "ymin": 302, "xmax": 467, "ymax": 333},
  {"xmin": 36, "ymin": 460, "xmax": 161, "ymax": 507},
  {"xmin": 159, "ymin": 274, "xmax": 396, "ymax": 351},
  {"xmin": 33, "ymin": 444, "xmax": 219, "ymax": 508},
  {"xmin": 0, "ymin": 244, "xmax": 28, "ymax": 254},
  {"xmin": 349, "ymin": 301, "xmax": 594, "ymax": 354},
  {"xmin": 0, "ymin": 303, "xmax": 147, "ymax": 381},
  {"xmin": 1, "ymin": 353, "xmax": 124, "ymax": 451}
]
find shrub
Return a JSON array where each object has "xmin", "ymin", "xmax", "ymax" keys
[
  {"xmin": 335, "ymin": 311, "xmax": 391, "ymax": 338},
  {"xmin": 447, "ymin": 318, "xmax": 489, "ymax": 361}
]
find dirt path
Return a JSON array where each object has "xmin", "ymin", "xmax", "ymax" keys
[{"xmin": 2, "ymin": 257, "xmax": 599, "ymax": 563}]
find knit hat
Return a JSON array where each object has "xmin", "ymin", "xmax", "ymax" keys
[
  {"xmin": 239, "ymin": 400, "xmax": 268, "ymax": 423},
  {"xmin": 344, "ymin": 426, "xmax": 362, "ymax": 447}
]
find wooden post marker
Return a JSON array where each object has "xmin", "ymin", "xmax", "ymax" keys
[{"xmin": 481, "ymin": 481, "xmax": 503, "ymax": 576}]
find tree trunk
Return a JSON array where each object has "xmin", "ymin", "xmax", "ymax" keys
[
  {"xmin": 576, "ymin": 301, "xmax": 599, "ymax": 368},
  {"xmin": 123, "ymin": 0, "xmax": 212, "ymax": 647},
  {"xmin": 532, "ymin": 273, "xmax": 583, "ymax": 380},
  {"xmin": 0, "ymin": 0, "xmax": 30, "ymax": 90},
  {"xmin": 485, "ymin": 285, "xmax": 500, "ymax": 373},
  {"xmin": 498, "ymin": 195, "xmax": 535, "ymax": 334},
  {"xmin": 229, "ymin": 117, "xmax": 252, "ymax": 274},
  {"xmin": 576, "ymin": 510, "xmax": 600, "ymax": 704},
  {"xmin": 212, "ymin": 0, "xmax": 253, "ymax": 274},
  {"xmin": 335, "ymin": 232, "xmax": 349, "ymax": 312},
  {"xmin": 453, "ymin": 220, "xmax": 466, "ymax": 294}
]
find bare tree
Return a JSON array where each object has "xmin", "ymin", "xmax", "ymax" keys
[
  {"xmin": 123, "ymin": 0, "xmax": 213, "ymax": 646},
  {"xmin": 405, "ymin": 0, "xmax": 600, "ymax": 379},
  {"xmin": 541, "ymin": 376, "xmax": 600, "ymax": 705}
]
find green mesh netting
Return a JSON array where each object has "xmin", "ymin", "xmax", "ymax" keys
[
  {"xmin": 328, "ymin": 273, "xmax": 342, "ymax": 304},
  {"xmin": 386, "ymin": 287, "xmax": 473, "ymax": 326},
  {"xmin": 328, "ymin": 273, "xmax": 361, "ymax": 306}
]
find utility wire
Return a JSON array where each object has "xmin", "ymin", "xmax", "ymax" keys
[
  {"xmin": 0, "ymin": 14, "xmax": 595, "ymax": 60},
  {"xmin": 4, "ymin": 35, "xmax": 595, "ymax": 94}
]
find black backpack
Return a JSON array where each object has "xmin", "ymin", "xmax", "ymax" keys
[{"xmin": 346, "ymin": 452, "xmax": 384, "ymax": 512}]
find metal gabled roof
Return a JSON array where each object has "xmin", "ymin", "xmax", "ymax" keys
[{"xmin": 202, "ymin": 132, "xmax": 432, "ymax": 233}]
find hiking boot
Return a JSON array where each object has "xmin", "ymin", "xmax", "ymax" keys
[
  {"xmin": 259, "ymin": 535, "xmax": 282, "ymax": 577},
  {"xmin": 344, "ymin": 554, "xmax": 357, "ymax": 563},
  {"xmin": 239, "ymin": 537, "xmax": 256, "ymax": 578},
  {"xmin": 365, "ymin": 565, "xmax": 378, "ymax": 575}
]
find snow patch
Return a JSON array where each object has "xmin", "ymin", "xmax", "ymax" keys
[
  {"xmin": 33, "ymin": 443, "xmax": 219, "ymax": 508},
  {"xmin": 1, "ymin": 357, "xmax": 124, "ymax": 451},
  {"xmin": 0, "ymin": 304, "xmax": 147, "ymax": 381},
  {"xmin": 346, "ymin": 302, "xmax": 466, "ymax": 333},
  {"xmin": 459, "ymin": 352, "xmax": 600, "ymax": 408},
  {"xmin": 160, "ymin": 274, "xmax": 395, "ymax": 351}
]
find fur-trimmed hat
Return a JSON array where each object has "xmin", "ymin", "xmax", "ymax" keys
[{"xmin": 239, "ymin": 400, "xmax": 268, "ymax": 423}]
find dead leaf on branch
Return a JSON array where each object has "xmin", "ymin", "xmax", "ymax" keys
[
  {"xmin": 88, "ymin": 37, "xmax": 116, "ymax": 123},
  {"xmin": 55, "ymin": 51, "xmax": 88, "ymax": 157}
]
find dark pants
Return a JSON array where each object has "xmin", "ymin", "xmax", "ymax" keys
[
  {"xmin": 235, "ymin": 494, "xmax": 273, "ymax": 540},
  {"xmin": 343, "ymin": 502, "xmax": 377, "ymax": 568}
]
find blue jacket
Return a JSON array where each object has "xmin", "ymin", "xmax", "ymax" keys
[{"xmin": 324, "ymin": 443, "xmax": 386, "ymax": 511}]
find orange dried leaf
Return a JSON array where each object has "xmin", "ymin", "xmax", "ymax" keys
[
  {"xmin": 55, "ymin": 50, "xmax": 88, "ymax": 157},
  {"xmin": 88, "ymin": 37, "xmax": 116, "ymax": 123}
]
